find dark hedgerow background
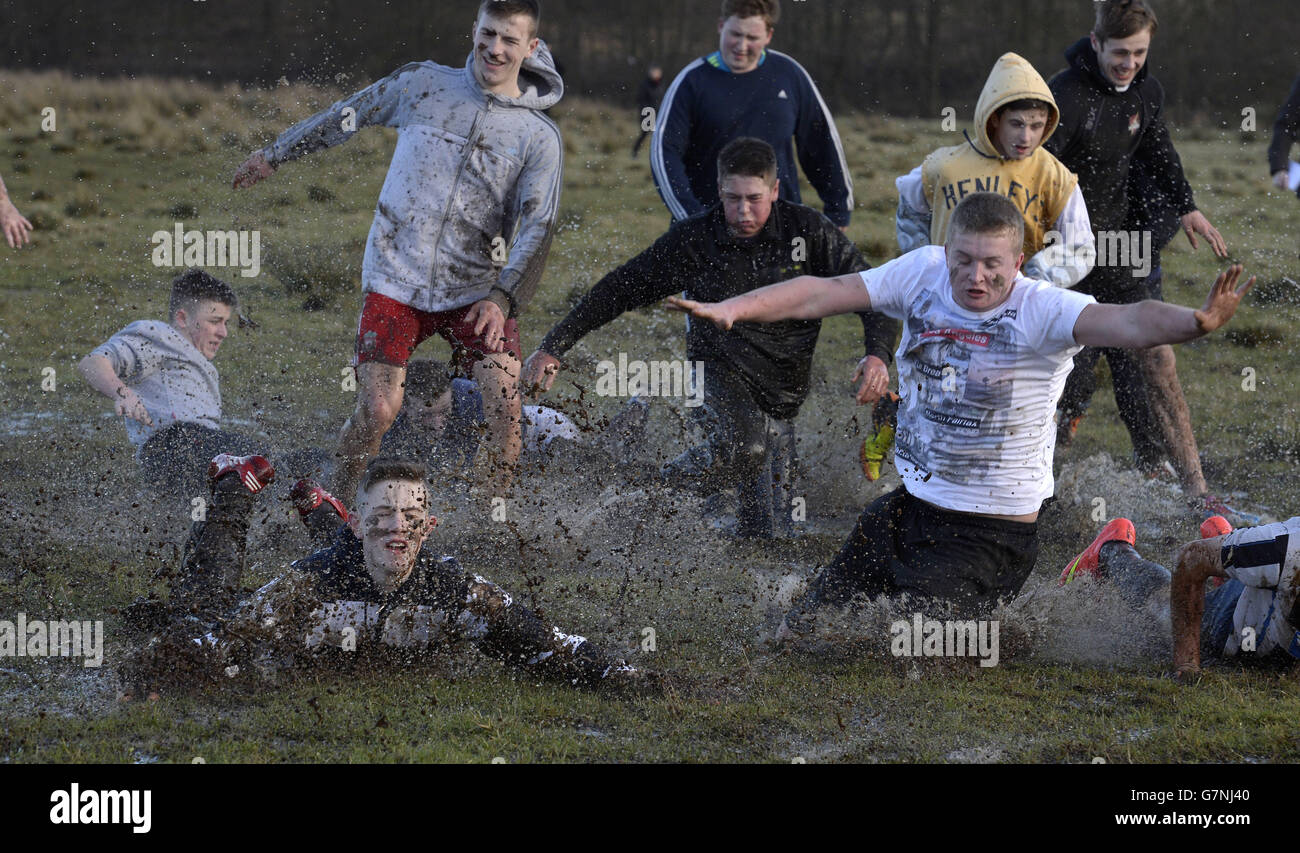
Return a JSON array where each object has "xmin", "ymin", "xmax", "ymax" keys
[{"xmin": 0, "ymin": 1, "xmax": 1298, "ymax": 762}]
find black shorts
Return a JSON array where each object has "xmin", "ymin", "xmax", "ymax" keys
[{"xmin": 813, "ymin": 486, "xmax": 1039, "ymax": 616}]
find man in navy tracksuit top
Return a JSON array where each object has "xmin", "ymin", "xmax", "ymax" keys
[
  {"xmin": 1268, "ymin": 74, "xmax": 1300, "ymax": 193},
  {"xmin": 651, "ymin": 0, "xmax": 853, "ymax": 227}
]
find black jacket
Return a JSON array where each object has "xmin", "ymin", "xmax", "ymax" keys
[
  {"xmin": 1268, "ymin": 74, "xmax": 1300, "ymax": 177},
  {"xmin": 538, "ymin": 199, "xmax": 898, "ymax": 421},
  {"xmin": 1045, "ymin": 37, "xmax": 1197, "ymax": 232}
]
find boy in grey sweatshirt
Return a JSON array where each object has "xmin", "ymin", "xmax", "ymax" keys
[
  {"xmin": 78, "ymin": 268, "xmax": 257, "ymax": 496},
  {"xmin": 232, "ymin": 0, "xmax": 563, "ymax": 506}
]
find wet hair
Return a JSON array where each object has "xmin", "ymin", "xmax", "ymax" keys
[
  {"xmin": 404, "ymin": 360, "xmax": 453, "ymax": 402},
  {"xmin": 996, "ymin": 98, "xmax": 1052, "ymax": 117},
  {"xmin": 1093, "ymin": 0, "xmax": 1158, "ymax": 44},
  {"xmin": 479, "ymin": 0, "xmax": 540, "ymax": 35},
  {"xmin": 722, "ymin": 0, "xmax": 779, "ymax": 28},
  {"xmin": 357, "ymin": 457, "xmax": 429, "ymax": 498},
  {"xmin": 717, "ymin": 137, "xmax": 778, "ymax": 185},
  {"xmin": 168, "ymin": 268, "xmax": 237, "ymax": 321},
  {"xmin": 946, "ymin": 192, "xmax": 1025, "ymax": 248}
]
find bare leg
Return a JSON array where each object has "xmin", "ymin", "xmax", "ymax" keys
[
  {"xmin": 470, "ymin": 352, "xmax": 522, "ymax": 497},
  {"xmin": 1170, "ymin": 539, "xmax": 1228, "ymax": 678},
  {"xmin": 333, "ymin": 362, "xmax": 406, "ymax": 506},
  {"xmin": 1139, "ymin": 345, "xmax": 1208, "ymax": 496}
]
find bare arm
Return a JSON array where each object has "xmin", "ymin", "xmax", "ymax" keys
[
  {"xmin": 666, "ymin": 274, "xmax": 870, "ymax": 330},
  {"xmin": 0, "ymin": 174, "xmax": 33, "ymax": 248},
  {"xmin": 1073, "ymin": 264, "xmax": 1253, "ymax": 349},
  {"xmin": 77, "ymin": 353, "xmax": 152, "ymax": 426},
  {"xmin": 1171, "ymin": 538, "xmax": 1229, "ymax": 678}
]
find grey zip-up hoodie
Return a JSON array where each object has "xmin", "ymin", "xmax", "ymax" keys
[{"xmin": 261, "ymin": 44, "xmax": 564, "ymax": 318}]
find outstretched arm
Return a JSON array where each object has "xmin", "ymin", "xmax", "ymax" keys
[
  {"xmin": 1073, "ymin": 264, "xmax": 1253, "ymax": 349},
  {"xmin": 77, "ymin": 352, "xmax": 153, "ymax": 426},
  {"xmin": 667, "ymin": 273, "xmax": 870, "ymax": 329},
  {"xmin": 1171, "ymin": 539, "xmax": 1229, "ymax": 678},
  {"xmin": 233, "ymin": 64, "xmax": 411, "ymax": 189},
  {"xmin": 0, "ymin": 174, "xmax": 33, "ymax": 248}
]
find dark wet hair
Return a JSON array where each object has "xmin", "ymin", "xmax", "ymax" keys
[
  {"xmin": 169, "ymin": 268, "xmax": 237, "ymax": 321},
  {"xmin": 479, "ymin": 0, "xmax": 540, "ymax": 35},
  {"xmin": 722, "ymin": 0, "xmax": 779, "ymax": 27},
  {"xmin": 946, "ymin": 192, "xmax": 1025, "ymax": 248},
  {"xmin": 997, "ymin": 98, "xmax": 1052, "ymax": 117},
  {"xmin": 404, "ymin": 360, "xmax": 453, "ymax": 401},
  {"xmin": 1093, "ymin": 0, "xmax": 1158, "ymax": 43},
  {"xmin": 717, "ymin": 137, "xmax": 778, "ymax": 185},
  {"xmin": 358, "ymin": 457, "xmax": 429, "ymax": 496}
]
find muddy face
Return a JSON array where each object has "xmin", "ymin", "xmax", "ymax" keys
[
  {"xmin": 944, "ymin": 229, "xmax": 1023, "ymax": 312},
  {"xmin": 349, "ymin": 480, "xmax": 433, "ymax": 591}
]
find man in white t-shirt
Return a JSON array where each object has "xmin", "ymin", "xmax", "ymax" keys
[{"xmin": 670, "ymin": 191, "xmax": 1252, "ymax": 622}]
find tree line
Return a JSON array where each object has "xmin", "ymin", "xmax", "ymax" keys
[{"xmin": 2, "ymin": 0, "xmax": 1295, "ymax": 121}]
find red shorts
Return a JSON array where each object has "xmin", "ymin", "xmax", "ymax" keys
[{"xmin": 354, "ymin": 292, "xmax": 522, "ymax": 373}]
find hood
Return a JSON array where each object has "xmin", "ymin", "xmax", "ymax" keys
[
  {"xmin": 1064, "ymin": 35, "xmax": 1149, "ymax": 95},
  {"xmin": 970, "ymin": 52, "xmax": 1060, "ymax": 159},
  {"xmin": 464, "ymin": 38, "xmax": 564, "ymax": 110}
]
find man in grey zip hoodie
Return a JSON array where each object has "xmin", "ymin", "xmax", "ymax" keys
[{"xmin": 233, "ymin": 0, "xmax": 563, "ymax": 503}]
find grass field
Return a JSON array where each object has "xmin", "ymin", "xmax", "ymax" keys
[{"xmin": 1, "ymin": 70, "xmax": 1298, "ymax": 763}]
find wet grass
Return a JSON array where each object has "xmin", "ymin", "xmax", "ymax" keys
[{"xmin": 1, "ymin": 74, "xmax": 1298, "ymax": 762}]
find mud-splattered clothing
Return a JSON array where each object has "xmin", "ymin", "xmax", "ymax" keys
[
  {"xmin": 1202, "ymin": 518, "xmax": 1300, "ymax": 663},
  {"xmin": 91, "ymin": 320, "xmax": 222, "ymax": 450},
  {"xmin": 861, "ymin": 246, "xmax": 1094, "ymax": 516},
  {"xmin": 260, "ymin": 45, "xmax": 564, "ymax": 319},
  {"xmin": 791, "ymin": 485, "xmax": 1039, "ymax": 618},
  {"xmin": 181, "ymin": 487, "xmax": 630, "ymax": 685}
]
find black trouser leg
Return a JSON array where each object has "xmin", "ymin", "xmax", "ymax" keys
[
  {"xmin": 1098, "ymin": 541, "xmax": 1171, "ymax": 608},
  {"xmin": 172, "ymin": 475, "xmax": 257, "ymax": 618},
  {"xmin": 789, "ymin": 488, "xmax": 908, "ymax": 626},
  {"xmin": 459, "ymin": 575, "xmax": 624, "ymax": 685},
  {"xmin": 141, "ymin": 422, "xmax": 259, "ymax": 497},
  {"xmin": 1105, "ymin": 348, "xmax": 1167, "ymax": 467},
  {"xmin": 661, "ymin": 363, "xmax": 774, "ymax": 537},
  {"xmin": 1059, "ymin": 346, "xmax": 1102, "ymax": 420}
]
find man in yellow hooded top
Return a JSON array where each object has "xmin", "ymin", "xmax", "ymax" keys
[
  {"xmin": 897, "ymin": 52, "xmax": 1094, "ymax": 287},
  {"xmin": 858, "ymin": 52, "xmax": 1096, "ymax": 482}
]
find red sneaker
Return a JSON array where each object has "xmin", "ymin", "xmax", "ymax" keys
[
  {"xmin": 208, "ymin": 454, "xmax": 275, "ymax": 494},
  {"xmin": 290, "ymin": 479, "xmax": 350, "ymax": 525},
  {"xmin": 1199, "ymin": 515, "xmax": 1233, "ymax": 539},
  {"xmin": 1060, "ymin": 518, "xmax": 1136, "ymax": 585}
]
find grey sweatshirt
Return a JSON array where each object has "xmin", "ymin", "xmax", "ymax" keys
[
  {"xmin": 91, "ymin": 320, "xmax": 222, "ymax": 449},
  {"xmin": 260, "ymin": 44, "xmax": 565, "ymax": 318}
]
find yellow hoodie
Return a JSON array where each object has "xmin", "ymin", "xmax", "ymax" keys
[{"xmin": 921, "ymin": 53, "xmax": 1078, "ymax": 256}]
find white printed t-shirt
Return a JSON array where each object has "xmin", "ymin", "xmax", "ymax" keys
[{"xmin": 860, "ymin": 246, "xmax": 1095, "ymax": 515}]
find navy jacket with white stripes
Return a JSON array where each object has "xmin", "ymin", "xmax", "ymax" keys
[{"xmin": 651, "ymin": 50, "xmax": 854, "ymax": 227}]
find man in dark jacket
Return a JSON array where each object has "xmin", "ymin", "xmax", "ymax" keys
[
  {"xmin": 1268, "ymin": 74, "xmax": 1300, "ymax": 192},
  {"xmin": 128, "ymin": 453, "xmax": 637, "ymax": 691},
  {"xmin": 1045, "ymin": 0, "xmax": 1229, "ymax": 512},
  {"xmin": 522, "ymin": 138, "xmax": 897, "ymax": 538},
  {"xmin": 650, "ymin": 0, "xmax": 853, "ymax": 228}
]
